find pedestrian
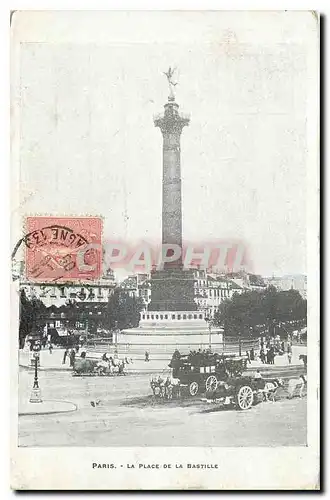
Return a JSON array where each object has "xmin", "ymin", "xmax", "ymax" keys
[
  {"xmin": 69, "ymin": 348, "xmax": 76, "ymax": 367},
  {"xmin": 260, "ymin": 349, "xmax": 266, "ymax": 364},
  {"xmin": 246, "ymin": 350, "xmax": 251, "ymax": 364},
  {"xmin": 62, "ymin": 348, "xmax": 69, "ymax": 364},
  {"xmin": 266, "ymin": 347, "xmax": 274, "ymax": 365},
  {"xmin": 49, "ymin": 343, "xmax": 53, "ymax": 354},
  {"xmin": 173, "ymin": 349, "xmax": 181, "ymax": 360},
  {"xmin": 250, "ymin": 348, "xmax": 255, "ymax": 361},
  {"xmin": 24, "ymin": 338, "xmax": 30, "ymax": 352},
  {"xmin": 287, "ymin": 344, "xmax": 292, "ymax": 364},
  {"xmin": 145, "ymin": 351, "xmax": 150, "ymax": 362}
]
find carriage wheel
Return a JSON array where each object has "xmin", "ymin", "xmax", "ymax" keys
[
  {"xmin": 189, "ymin": 381, "xmax": 199, "ymax": 396},
  {"xmin": 205, "ymin": 375, "xmax": 218, "ymax": 392},
  {"xmin": 236, "ymin": 385, "xmax": 254, "ymax": 410}
]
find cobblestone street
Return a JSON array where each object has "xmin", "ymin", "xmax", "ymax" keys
[{"xmin": 18, "ymin": 368, "xmax": 307, "ymax": 447}]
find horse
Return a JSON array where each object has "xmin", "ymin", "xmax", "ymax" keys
[
  {"xmin": 287, "ymin": 375, "xmax": 307, "ymax": 399},
  {"xmin": 95, "ymin": 356, "xmax": 122, "ymax": 376},
  {"xmin": 299, "ymin": 354, "xmax": 307, "ymax": 368},
  {"xmin": 118, "ymin": 360, "xmax": 126, "ymax": 376},
  {"xmin": 262, "ymin": 378, "xmax": 284, "ymax": 402},
  {"xmin": 95, "ymin": 357, "xmax": 113, "ymax": 376},
  {"xmin": 163, "ymin": 376, "xmax": 181, "ymax": 399},
  {"xmin": 150, "ymin": 376, "xmax": 164, "ymax": 397}
]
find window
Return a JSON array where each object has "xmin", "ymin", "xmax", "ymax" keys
[
  {"xmin": 188, "ymin": 314, "xmax": 192, "ymax": 319},
  {"xmin": 165, "ymin": 314, "xmax": 168, "ymax": 319},
  {"xmin": 156, "ymin": 315, "xmax": 159, "ymax": 320},
  {"xmin": 177, "ymin": 314, "xmax": 181, "ymax": 320},
  {"xmin": 151, "ymin": 315, "xmax": 154, "ymax": 320},
  {"xmin": 172, "ymin": 314, "xmax": 175, "ymax": 319},
  {"xmin": 199, "ymin": 314, "xmax": 203, "ymax": 319},
  {"xmin": 142, "ymin": 314, "xmax": 145, "ymax": 320},
  {"xmin": 147, "ymin": 315, "xmax": 150, "ymax": 320},
  {"xmin": 183, "ymin": 314, "xmax": 187, "ymax": 319},
  {"xmin": 160, "ymin": 315, "xmax": 163, "ymax": 320},
  {"xmin": 194, "ymin": 314, "xmax": 197, "ymax": 319}
]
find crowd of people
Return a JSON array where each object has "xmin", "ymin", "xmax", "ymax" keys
[
  {"xmin": 169, "ymin": 348, "xmax": 224, "ymax": 368},
  {"xmin": 256, "ymin": 336, "xmax": 294, "ymax": 365}
]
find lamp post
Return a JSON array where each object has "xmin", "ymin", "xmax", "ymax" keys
[
  {"xmin": 238, "ymin": 331, "xmax": 242, "ymax": 357},
  {"xmin": 207, "ymin": 318, "xmax": 212, "ymax": 350},
  {"xmin": 114, "ymin": 321, "xmax": 118, "ymax": 350},
  {"xmin": 29, "ymin": 342, "xmax": 42, "ymax": 403}
]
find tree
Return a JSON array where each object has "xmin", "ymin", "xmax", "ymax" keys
[
  {"xmin": 100, "ymin": 289, "xmax": 144, "ymax": 331},
  {"xmin": 214, "ymin": 286, "xmax": 307, "ymax": 338},
  {"xmin": 19, "ymin": 288, "xmax": 47, "ymax": 348}
]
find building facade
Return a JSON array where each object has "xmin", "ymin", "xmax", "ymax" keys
[
  {"xmin": 21, "ymin": 269, "xmax": 117, "ymax": 308},
  {"xmin": 20, "ymin": 267, "xmax": 276, "ymax": 325},
  {"xmin": 264, "ymin": 274, "xmax": 307, "ymax": 299},
  {"xmin": 119, "ymin": 269, "xmax": 245, "ymax": 319}
]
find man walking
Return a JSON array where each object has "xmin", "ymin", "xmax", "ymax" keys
[
  {"xmin": 62, "ymin": 348, "xmax": 69, "ymax": 365},
  {"xmin": 69, "ymin": 348, "xmax": 76, "ymax": 367}
]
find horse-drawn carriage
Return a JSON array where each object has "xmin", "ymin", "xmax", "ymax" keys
[
  {"xmin": 72, "ymin": 355, "xmax": 126, "ymax": 376},
  {"xmin": 203, "ymin": 376, "xmax": 284, "ymax": 410},
  {"xmin": 168, "ymin": 351, "xmax": 248, "ymax": 397},
  {"xmin": 149, "ymin": 350, "xmax": 284, "ymax": 410}
]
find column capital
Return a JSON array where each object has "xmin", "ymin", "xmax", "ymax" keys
[{"xmin": 154, "ymin": 101, "xmax": 190, "ymax": 136}]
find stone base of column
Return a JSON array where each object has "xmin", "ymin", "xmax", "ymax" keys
[{"xmin": 149, "ymin": 268, "xmax": 197, "ymax": 312}]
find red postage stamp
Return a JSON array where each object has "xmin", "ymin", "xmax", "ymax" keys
[{"xmin": 24, "ymin": 216, "xmax": 102, "ymax": 282}]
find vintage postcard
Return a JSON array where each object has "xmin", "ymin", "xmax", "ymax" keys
[{"xmin": 11, "ymin": 10, "xmax": 319, "ymax": 490}]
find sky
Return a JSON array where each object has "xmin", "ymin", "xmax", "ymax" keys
[{"xmin": 15, "ymin": 11, "xmax": 311, "ymax": 277}]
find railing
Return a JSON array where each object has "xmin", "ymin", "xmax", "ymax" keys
[{"xmin": 86, "ymin": 338, "xmax": 259, "ymax": 357}]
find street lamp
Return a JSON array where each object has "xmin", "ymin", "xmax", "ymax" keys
[
  {"xmin": 238, "ymin": 331, "xmax": 242, "ymax": 357},
  {"xmin": 114, "ymin": 321, "xmax": 119, "ymax": 350},
  {"xmin": 29, "ymin": 341, "xmax": 42, "ymax": 403},
  {"xmin": 207, "ymin": 318, "xmax": 212, "ymax": 350}
]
